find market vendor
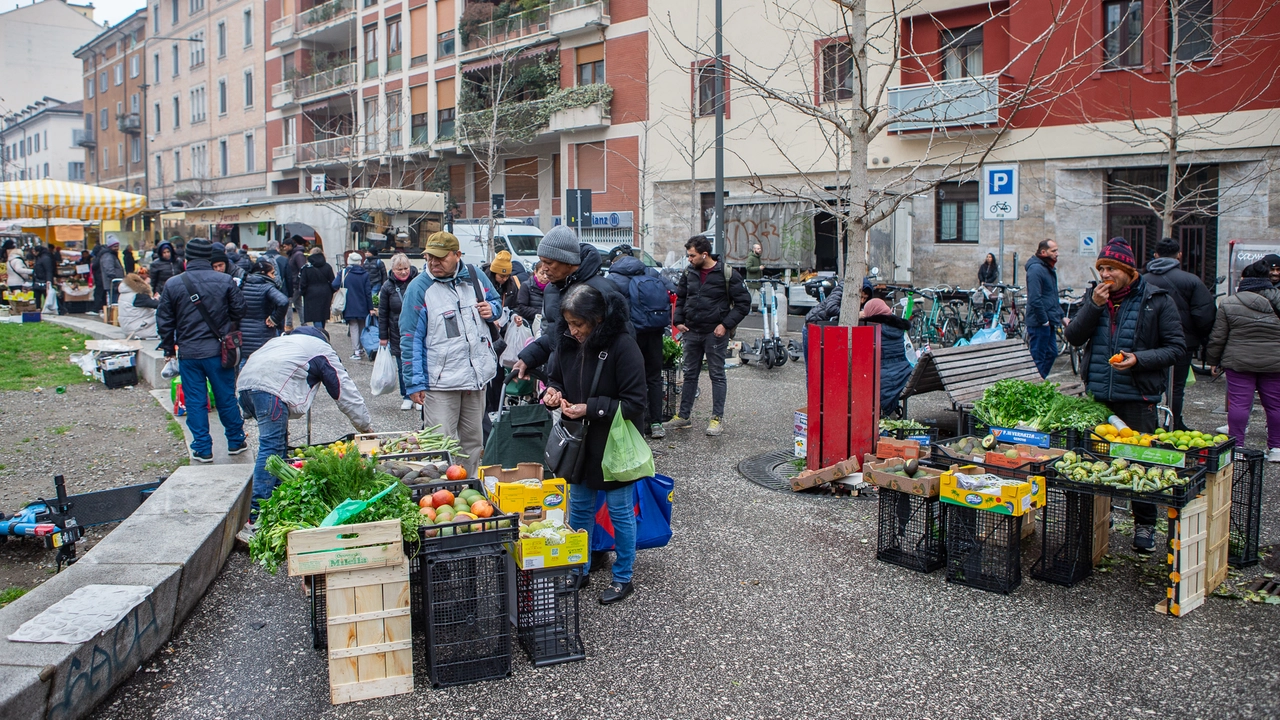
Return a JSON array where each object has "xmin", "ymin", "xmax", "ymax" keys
[
  {"xmin": 859, "ymin": 298, "xmax": 912, "ymax": 416},
  {"xmin": 237, "ymin": 326, "xmax": 373, "ymax": 514},
  {"xmin": 1064, "ymin": 237, "xmax": 1185, "ymax": 553}
]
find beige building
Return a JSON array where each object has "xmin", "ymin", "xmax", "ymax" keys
[
  {"xmin": 147, "ymin": 0, "xmax": 268, "ymax": 210},
  {"xmin": 74, "ymin": 10, "xmax": 150, "ymax": 195},
  {"xmin": 0, "ymin": 0, "xmax": 101, "ymax": 112}
]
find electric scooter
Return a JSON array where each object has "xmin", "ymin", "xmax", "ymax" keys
[{"xmin": 741, "ymin": 278, "xmax": 795, "ymax": 368}]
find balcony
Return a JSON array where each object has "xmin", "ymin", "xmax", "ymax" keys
[
  {"xmin": 549, "ymin": 0, "xmax": 609, "ymax": 38},
  {"xmin": 886, "ymin": 74, "xmax": 1000, "ymax": 132},
  {"xmin": 457, "ymin": 84, "xmax": 611, "ymax": 146},
  {"xmin": 271, "ymin": 15, "xmax": 295, "ymax": 45},
  {"xmin": 293, "ymin": 63, "xmax": 356, "ymax": 102},
  {"xmin": 548, "ymin": 100, "xmax": 609, "ymax": 132},
  {"xmin": 75, "ymin": 128, "xmax": 95, "ymax": 147},
  {"xmin": 295, "ymin": 135, "xmax": 358, "ymax": 164},
  {"xmin": 271, "ymin": 79, "xmax": 295, "ymax": 108},
  {"xmin": 296, "ymin": 0, "xmax": 355, "ymax": 42},
  {"xmin": 117, "ymin": 113, "xmax": 141, "ymax": 134},
  {"xmin": 272, "ymin": 144, "xmax": 295, "ymax": 171},
  {"xmin": 460, "ymin": 5, "xmax": 549, "ymax": 59}
]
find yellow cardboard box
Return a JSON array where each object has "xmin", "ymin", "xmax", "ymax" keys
[
  {"xmin": 491, "ymin": 478, "xmax": 569, "ymax": 515},
  {"xmin": 510, "ymin": 529, "xmax": 589, "ymax": 570},
  {"xmin": 939, "ymin": 465, "xmax": 1046, "ymax": 516}
]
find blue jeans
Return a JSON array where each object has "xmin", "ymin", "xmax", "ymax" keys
[
  {"xmin": 568, "ymin": 484, "xmax": 637, "ymax": 584},
  {"xmin": 246, "ymin": 390, "xmax": 289, "ymax": 509},
  {"xmin": 395, "ymin": 351, "xmax": 407, "ymax": 398},
  {"xmin": 180, "ymin": 355, "xmax": 245, "ymax": 455},
  {"xmin": 1027, "ymin": 323, "xmax": 1057, "ymax": 379},
  {"xmin": 312, "ymin": 320, "xmax": 325, "ymax": 329}
]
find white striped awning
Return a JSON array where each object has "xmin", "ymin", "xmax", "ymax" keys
[{"xmin": 0, "ymin": 180, "xmax": 146, "ymax": 221}]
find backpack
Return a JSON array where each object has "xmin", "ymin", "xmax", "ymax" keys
[
  {"xmin": 629, "ymin": 272, "xmax": 672, "ymax": 330},
  {"xmin": 684, "ymin": 261, "xmax": 736, "ymax": 311}
]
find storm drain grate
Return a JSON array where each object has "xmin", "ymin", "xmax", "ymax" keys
[{"xmin": 738, "ymin": 449, "xmax": 870, "ymax": 498}]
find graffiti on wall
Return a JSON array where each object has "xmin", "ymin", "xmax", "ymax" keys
[
  {"xmin": 46, "ymin": 596, "xmax": 161, "ymax": 720},
  {"xmin": 722, "ymin": 202, "xmax": 815, "ymax": 266}
]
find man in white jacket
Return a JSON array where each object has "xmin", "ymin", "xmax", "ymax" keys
[{"xmin": 237, "ymin": 326, "xmax": 373, "ymax": 512}]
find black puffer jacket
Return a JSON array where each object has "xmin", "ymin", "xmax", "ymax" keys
[
  {"xmin": 240, "ymin": 272, "xmax": 290, "ymax": 357},
  {"xmin": 674, "ymin": 259, "xmax": 752, "ymax": 333},
  {"xmin": 378, "ymin": 266, "xmax": 418, "ymax": 357},
  {"xmin": 149, "ymin": 243, "xmax": 183, "ymax": 295},
  {"xmin": 156, "ymin": 260, "xmax": 247, "ymax": 360},
  {"xmin": 1143, "ymin": 257, "xmax": 1216, "ymax": 350},
  {"xmin": 518, "ymin": 243, "xmax": 632, "ymax": 370},
  {"xmin": 514, "ymin": 277, "xmax": 545, "ymax": 324},
  {"xmin": 363, "ymin": 256, "xmax": 388, "ymax": 288},
  {"xmin": 548, "ymin": 291, "xmax": 647, "ymax": 490},
  {"xmin": 1064, "ymin": 278, "xmax": 1185, "ymax": 402},
  {"xmin": 299, "ymin": 254, "xmax": 336, "ymax": 324}
]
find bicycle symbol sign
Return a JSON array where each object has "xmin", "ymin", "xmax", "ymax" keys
[
  {"xmin": 989, "ymin": 201, "xmax": 1012, "ymax": 214},
  {"xmin": 981, "ymin": 164, "xmax": 1020, "ymax": 220}
]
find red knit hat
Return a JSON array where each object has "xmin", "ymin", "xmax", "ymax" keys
[{"xmin": 1096, "ymin": 237, "xmax": 1137, "ymax": 275}]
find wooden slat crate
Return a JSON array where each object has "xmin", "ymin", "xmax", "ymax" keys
[
  {"xmin": 1205, "ymin": 463, "xmax": 1232, "ymax": 593},
  {"xmin": 286, "ymin": 520, "xmax": 404, "ymax": 577},
  {"xmin": 325, "ymin": 563, "xmax": 414, "ymax": 704},
  {"xmin": 1156, "ymin": 497, "xmax": 1208, "ymax": 617},
  {"xmin": 1092, "ymin": 495, "xmax": 1111, "ymax": 565}
]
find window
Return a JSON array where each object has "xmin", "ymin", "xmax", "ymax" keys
[
  {"xmin": 576, "ymin": 141, "xmax": 605, "ymax": 192},
  {"xmin": 364, "ymin": 26, "xmax": 378, "ymax": 78},
  {"xmin": 941, "ymin": 26, "xmax": 983, "ymax": 80},
  {"xmin": 69, "ymin": 162, "xmax": 85, "ymax": 181},
  {"xmin": 117, "ymin": 142, "xmax": 124, "ymax": 167},
  {"xmin": 436, "ymin": 0, "xmax": 456, "ymax": 56},
  {"xmin": 218, "ymin": 79, "xmax": 227, "ymax": 114},
  {"xmin": 170, "ymin": 0, "xmax": 178, "ymax": 24},
  {"xmin": 1171, "ymin": 0, "xmax": 1213, "ymax": 61},
  {"xmin": 153, "ymin": 5, "xmax": 159, "ymax": 33},
  {"xmin": 364, "ymin": 97, "xmax": 378, "ymax": 147},
  {"xmin": 114, "ymin": 64, "xmax": 123, "ymax": 86},
  {"xmin": 219, "ymin": 139, "xmax": 228, "ymax": 176},
  {"xmin": 42, "ymin": 162, "xmax": 48, "ymax": 178},
  {"xmin": 1104, "ymin": 0, "xmax": 1144, "ymax": 68},
  {"xmin": 935, "ymin": 182, "xmax": 979, "ymax": 243},
  {"xmin": 437, "ymin": 30, "xmax": 455, "ymax": 58},
  {"xmin": 154, "ymin": 103, "xmax": 161, "ymax": 133},
  {"xmin": 190, "ymin": 31, "xmax": 206, "ymax": 67},
  {"xmin": 694, "ymin": 58, "xmax": 729, "ymax": 117},
  {"xmin": 505, "ymin": 157, "xmax": 538, "ymax": 201},
  {"xmin": 216, "ymin": 21, "xmax": 226, "ymax": 58},
  {"xmin": 87, "ymin": 77, "xmax": 94, "ymax": 99},
  {"xmin": 436, "ymin": 77, "xmax": 455, "ymax": 138},
  {"xmin": 191, "ymin": 143, "xmax": 207, "ymax": 177},
  {"xmin": 191, "ymin": 86, "xmax": 207, "ymax": 122},
  {"xmin": 577, "ymin": 43, "xmax": 604, "ymax": 85},
  {"xmin": 364, "ymin": 0, "xmax": 376, "ymax": 7},
  {"xmin": 386, "ymin": 91, "xmax": 402, "ymax": 149},
  {"xmin": 243, "ymin": 8, "xmax": 253, "ymax": 46},
  {"xmin": 153, "ymin": 53, "xmax": 160, "ymax": 81},
  {"xmin": 117, "ymin": 100, "xmax": 124, "ymax": 119},
  {"xmin": 173, "ymin": 149, "xmax": 181, "ymax": 180},
  {"xmin": 131, "ymin": 136, "xmax": 141, "ymax": 163},
  {"xmin": 437, "ymin": 109, "xmax": 455, "ymax": 139},
  {"xmin": 189, "ymin": 0, "xmax": 203, "ymax": 13},
  {"xmin": 819, "ymin": 41, "xmax": 853, "ymax": 102},
  {"xmin": 172, "ymin": 96, "xmax": 180, "ymax": 127},
  {"xmin": 154, "ymin": 155, "xmax": 163, "ymax": 185},
  {"xmin": 244, "ymin": 70, "xmax": 254, "ymax": 107},
  {"xmin": 90, "ymin": 151, "xmax": 96, "ymax": 174},
  {"xmin": 130, "ymin": 54, "xmax": 140, "ymax": 78},
  {"xmin": 283, "ymin": 116, "xmax": 296, "ymax": 146},
  {"xmin": 172, "ymin": 44, "xmax": 180, "ymax": 75},
  {"xmin": 386, "ymin": 18, "xmax": 402, "ymax": 72},
  {"xmin": 99, "ymin": 71, "xmax": 108, "ymax": 92},
  {"xmin": 244, "ymin": 132, "xmax": 255, "ymax": 172},
  {"xmin": 33, "ymin": 134, "xmax": 39, "ymax": 152},
  {"xmin": 100, "ymin": 108, "xmax": 109, "ymax": 130}
]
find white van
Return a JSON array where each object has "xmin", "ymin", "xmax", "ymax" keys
[{"xmin": 450, "ymin": 219, "xmax": 544, "ymax": 275}]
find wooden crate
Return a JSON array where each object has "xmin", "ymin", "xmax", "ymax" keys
[
  {"xmin": 1206, "ymin": 463, "xmax": 1232, "ymax": 512},
  {"xmin": 1092, "ymin": 495, "xmax": 1112, "ymax": 565},
  {"xmin": 1156, "ymin": 497, "xmax": 1208, "ymax": 617},
  {"xmin": 286, "ymin": 520, "xmax": 404, "ymax": 577},
  {"xmin": 325, "ymin": 563, "xmax": 413, "ymax": 704},
  {"xmin": 1204, "ymin": 462, "xmax": 1232, "ymax": 593}
]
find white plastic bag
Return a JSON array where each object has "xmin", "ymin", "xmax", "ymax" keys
[
  {"xmin": 161, "ymin": 357, "xmax": 181, "ymax": 379},
  {"xmin": 41, "ymin": 289, "xmax": 57, "ymax": 315},
  {"xmin": 370, "ymin": 344, "xmax": 398, "ymax": 395},
  {"xmin": 500, "ymin": 320, "xmax": 532, "ymax": 368}
]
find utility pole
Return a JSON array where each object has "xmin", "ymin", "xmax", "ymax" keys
[{"xmin": 713, "ymin": 0, "xmax": 724, "ymax": 257}]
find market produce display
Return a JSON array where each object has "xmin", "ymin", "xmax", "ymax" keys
[
  {"xmin": 416, "ymin": 486, "xmax": 510, "ymax": 537},
  {"xmin": 1151, "ymin": 428, "xmax": 1230, "ymax": 451},
  {"xmin": 1052, "ymin": 452, "xmax": 1186, "ymax": 493},
  {"xmin": 875, "ymin": 457, "xmax": 926, "ymax": 479},
  {"xmin": 880, "ymin": 418, "xmax": 928, "ymax": 433},
  {"xmin": 379, "ymin": 426, "xmax": 468, "ymax": 458},
  {"xmin": 519, "ymin": 518, "xmax": 575, "ymax": 545},
  {"xmin": 942, "ymin": 435, "xmax": 1054, "ymax": 463},
  {"xmin": 250, "ymin": 444, "xmax": 423, "ymax": 573},
  {"xmin": 971, "ymin": 379, "xmax": 1110, "ymax": 432},
  {"xmin": 1093, "ymin": 424, "xmax": 1158, "ymax": 446},
  {"xmin": 377, "ymin": 459, "xmax": 444, "ymax": 482}
]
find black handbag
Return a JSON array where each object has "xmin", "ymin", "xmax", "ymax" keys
[
  {"xmin": 544, "ymin": 350, "xmax": 607, "ymax": 481},
  {"xmin": 181, "ymin": 273, "xmax": 243, "ymax": 369}
]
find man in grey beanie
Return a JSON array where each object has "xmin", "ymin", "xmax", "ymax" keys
[{"xmin": 514, "ymin": 226, "xmax": 633, "ymax": 377}]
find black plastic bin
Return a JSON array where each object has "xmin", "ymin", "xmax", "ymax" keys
[
  {"xmin": 662, "ymin": 367, "xmax": 681, "ymax": 422},
  {"xmin": 1031, "ymin": 488, "xmax": 1094, "ymax": 586},
  {"xmin": 944, "ymin": 504, "xmax": 1023, "ymax": 594},
  {"xmin": 1230, "ymin": 448, "xmax": 1265, "ymax": 567},
  {"xmin": 516, "ymin": 566, "xmax": 586, "ymax": 667},
  {"xmin": 876, "ymin": 489, "xmax": 946, "ymax": 573},
  {"xmin": 407, "ymin": 480, "xmax": 519, "ymax": 555},
  {"xmin": 102, "ymin": 366, "xmax": 138, "ymax": 388},
  {"xmin": 420, "ymin": 545, "xmax": 515, "ymax": 688},
  {"xmin": 308, "ymin": 574, "xmax": 327, "ymax": 650}
]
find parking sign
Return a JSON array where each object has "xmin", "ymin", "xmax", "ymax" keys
[{"xmin": 981, "ymin": 164, "xmax": 1019, "ymax": 220}]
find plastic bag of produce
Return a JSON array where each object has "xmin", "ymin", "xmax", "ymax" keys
[
  {"xmin": 370, "ymin": 344, "xmax": 398, "ymax": 396},
  {"xmin": 500, "ymin": 319, "xmax": 532, "ymax": 368},
  {"xmin": 601, "ymin": 406, "xmax": 655, "ymax": 483}
]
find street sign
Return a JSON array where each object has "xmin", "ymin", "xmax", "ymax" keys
[
  {"xmin": 1080, "ymin": 232, "xmax": 1098, "ymax": 256},
  {"xmin": 981, "ymin": 164, "xmax": 1019, "ymax": 220}
]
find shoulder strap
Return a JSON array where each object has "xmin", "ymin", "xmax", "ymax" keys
[
  {"xmin": 465, "ymin": 264, "xmax": 485, "ymax": 304},
  {"xmin": 588, "ymin": 350, "xmax": 608, "ymax": 399},
  {"xmin": 179, "ymin": 273, "xmax": 224, "ymax": 341}
]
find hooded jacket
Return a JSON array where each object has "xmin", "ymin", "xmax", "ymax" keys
[
  {"xmin": 861, "ymin": 312, "xmax": 913, "ymax": 414},
  {"xmin": 518, "ymin": 243, "xmax": 632, "ymax": 370},
  {"xmin": 378, "ymin": 265, "xmax": 418, "ymax": 357},
  {"xmin": 6, "ymin": 250, "xmax": 31, "ymax": 288},
  {"xmin": 363, "ymin": 256, "xmax": 388, "ymax": 288},
  {"xmin": 1205, "ymin": 283, "xmax": 1280, "ymax": 374},
  {"xmin": 607, "ymin": 255, "xmax": 676, "ymax": 330},
  {"xmin": 237, "ymin": 327, "xmax": 372, "ymax": 432},
  {"xmin": 804, "ymin": 284, "xmax": 843, "ymax": 325},
  {"xmin": 1143, "ymin": 257, "xmax": 1216, "ymax": 350},
  {"xmin": 514, "ymin": 274, "xmax": 545, "ymax": 325},
  {"xmin": 284, "ymin": 246, "xmax": 308, "ymax": 298},
  {"xmin": 548, "ymin": 290, "xmax": 648, "ymax": 490},
  {"xmin": 674, "ymin": 258, "xmax": 752, "ymax": 333},
  {"xmin": 99, "ymin": 248, "xmax": 125, "ymax": 287},
  {"xmin": 299, "ymin": 254, "xmax": 336, "ymax": 323},
  {"xmin": 398, "ymin": 262, "xmax": 501, "ymax": 394},
  {"xmin": 117, "ymin": 273, "xmax": 158, "ymax": 338},
  {"xmin": 332, "ymin": 264, "xmax": 372, "ymax": 320},
  {"xmin": 149, "ymin": 243, "xmax": 183, "ymax": 295},
  {"xmin": 240, "ymin": 272, "xmax": 291, "ymax": 357},
  {"xmin": 156, "ymin": 259, "xmax": 247, "ymax": 359},
  {"xmin": 1024, "ymin": 255, "xmax": 1063, "ymax": 327}
]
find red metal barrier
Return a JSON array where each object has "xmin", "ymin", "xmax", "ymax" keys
[{"xmin": 806, "ymin": 324, "xmax": 880, "ymax": 469}]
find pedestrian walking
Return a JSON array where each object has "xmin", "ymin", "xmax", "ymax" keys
[
  {"xmin": 149, "ymin": 241, "xmax": 183, "ymax": 295},
  {"xmin": 6, "ymin": 244, "xmax": 31, "ymax": 295},
  {"xmin": 262, "ymin": 239, "xmax": 285, "ymax": 290},
  {"xmin": 544, "ymin": 283, "xmax": 647, "ymax": 605},
  {"xmin": 664, "ymin": 235, "xmax": 751, "ymax": 437},
  {"xmin": 282, "ymin": 236, "xmax": 308, "ymax": 329},
  {"xmin": 362, "ymin": 250, "xmax": 387, "ymax": 295},
  {"xmin": 90, "ymin": 242, "xmax": 105, "ymax": 313},
  {"xmin": 1064, "ymin": 237, "xmax": 1185, "ymax": 552},
  {"xmin": 155, "ymin": 237, "xmax": 248, "ymax": 464},
  {"xmin": 122, "ymin": 246, "xmax": 136, "ymax": 275},
  {"xmin": 377, "ymin": 253, "xmax": 418, "ymax": 411},
  {"xmin": 1024, "ymin": 239, "xmax": 1066, "ymax": 378},
  {"xmin": 979, "ymin": 253, "xmax": 999, "ymax": 285},
  {"xmin": 745, "ymin": 243, "xmax": 764, "ymax": 283},
  {"xmin": 608, "ymin": 251, "xmax": 676, "ymax": 437},
  {"xmin": 31, "ymin": 245, "xmax": 56, "ymax": 312},
  {"xmin": 1143, "ymin": 237, "xmax": 1216, "ymax": 431},
  {"xmin": 240, "ymin": 259, "xmax": 291, "ymax": 362},
  {"xmin": 333, "ymin": 252, "xmax": 372, "ymax": 360},
  {"xmin": 400, "ymin": 232, "xmax": 502, "ymax": 476},
  {"xmin": 299, "ymin": 247, "xmax": 335, "ymax": 329}
]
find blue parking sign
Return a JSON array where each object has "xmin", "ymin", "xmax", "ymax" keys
[{"xmin": 981, "ymin": 164, "xmax": 1019, "ymax": 220}]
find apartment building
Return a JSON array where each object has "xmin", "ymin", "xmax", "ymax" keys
[
  {"xmin": 74, "ymin": 9, "xmax": 150, "ymax": 195},
  {"xmin": 1, "ymin": 98, "xmax": 87, "ymax": 182},
  {"xmin": 147, "ymin": 0, "xmax": 269, "ymax": 207},
  {"xmin": 0, "ymin": 0, "xmax": 102, "ymax": 111}
]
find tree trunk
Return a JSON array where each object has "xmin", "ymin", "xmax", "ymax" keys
[
  {"xmin": 1163, "ymin": 1, "xmax": 1181, "ymax": 234},
  {"xmin": 836, "ymin": 4, "xmax": 870, "ymax": 326}
]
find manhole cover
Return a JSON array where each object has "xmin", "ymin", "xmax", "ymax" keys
[{"xmin": 738, "ymin": 449, "xmax": 870, "ymax": 497}]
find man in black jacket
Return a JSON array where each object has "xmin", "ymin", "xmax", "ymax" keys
[
  {"xmin": 156, "ymin": 237, "xmax": 249, "ymax": 464},
  {"xmin": 1143, "ymin": 237, "xmax": 1216, "ymax": 430},
  {"xmin": 1024, "ymin": 240, "xmax": 1064, "ymax": 378},
  {"xmin": 664, "ymin": 236, "xmax": 751, "ymax": 437},
  {"xmin": 1065, "ymin": 238, "xmax": 1185, "ymax": 552},
  {"xmin": 281, "ymin": 236, "xmax": 308, "ymax": 330}
]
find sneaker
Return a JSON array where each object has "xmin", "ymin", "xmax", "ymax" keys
[
  {"xmin": 1268, "ymin": 448, "xmax": 1280, "ymax": 463},
  {"xmin": 191, "ymin": 450, "xmax": 213, "ymax": 464},
  {"xmin": 663, "ymin": 415, "xmax": 692, "ymax": 431},
  {"xmin": 1217, "ymin": 425, "xmax": 1230, "ymax": 434},
  {"xmin": 227, "ymin": 442, "xmax": 249, "ymax": 456},
  {"xmin": 349, "ymin": 353, "xmax": 362, "ymax": 361},
  {"xmin": 706, "ymin": 417, "xmax": 723, "ymax": 436},
  {"xmin": 599, "ymin": 581, "xmax": 634, "ymax": 605},
  {"xmin": 649, "ymin": 423, "xmax": 666, "ymax": 439},
  {"xmin": 400, "ymin": 399, "xmax": 413, "ymax": 411},
  {"xmin": 413, "ymin": 403, "xmax": 423, "ymax": 411},
  {"xmin": 1132, "ymin": 524, "xmax": 1156, "ymax": 553},
  {"xmin": 235, "ymin": 522, "xmax": 257, "ymax": 545}
]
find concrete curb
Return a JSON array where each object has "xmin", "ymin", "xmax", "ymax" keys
[
  {"xmin": 0, "ymin": 464, "xmax": 251, "ymax": 720},
  {"xmin": 44, "ymin": 315, "xmax": 165, "ymax": 389}
]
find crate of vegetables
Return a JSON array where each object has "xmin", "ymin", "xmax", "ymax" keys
[
  {"xmin": 879, "ymin": 419, "xmax": 938, "ymax": 446},
  {"xmin": 1046, "ymin": 448, "xmax": 1206, "ymax": 509},
  {"xmin": 376, "ymin": 425, "xmax": 467, "ymax": 462},
  {"xmin": 408, "ymin": 478, "xmax": 519, "ymax": 555},
  {"xmin": 967, "ymin": 379, "xmax": 1112, "ymax": 448},
  {"xmin": 1150, "ymin": 429, "xmax": 1235, "ymax": 472},
  {"xmin": 931, "ymin": 435, "xmax": 1065, "ymax": 479}
]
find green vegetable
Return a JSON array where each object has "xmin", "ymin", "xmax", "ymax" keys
[
  {"xmin": 880, "ymin": 418, "xmax": 928, "ymax": 433},
  {"xmin": 972, "ymin": 379, "xmax": 1109, "ymax": 432},
  {"xmin": 663, "ymin": 335, "xmax": 683, "ymax": 367}
]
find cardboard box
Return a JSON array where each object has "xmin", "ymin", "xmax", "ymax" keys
[
  {"xmin": 862, "ymin": 455, "xmax": 942, "ymax": 497},
  {"xmin": 794, "ymin": 408, "xmax": 808, "ymax": 459},
  {"xmin": 510, "ymin": 529, "xmax": 589, "ymax": 570},
  {"xmin": 876, "ymin": 437, "xmax": 921, "ymax": 460},
  {"xmin": 479, "ymin": 462, "xmax": 545, "ymax": 484},
  {"xmin": 789, "ymin": 457, "xmax": 859, "ymax": 492},
  {"xmin": 939, "ymin": 465, "xmax": 1046, "ymax": 516},
  {"xmin": 492, "ymin": 478, "xmax": 569, "ymax": 515}
]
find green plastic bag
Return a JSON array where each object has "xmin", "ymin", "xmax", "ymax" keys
[{"xmin": 601, "ymin": 406, "xmax": 655, "ymax": 483}]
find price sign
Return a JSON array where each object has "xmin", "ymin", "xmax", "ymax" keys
[
  {"xmin": 1109, "ymin": 443, "xmax": 1186, "ymax": 468},
  {"xmin": 991, "ymin": 427, "xmax": 1051, "ymax": 449}
]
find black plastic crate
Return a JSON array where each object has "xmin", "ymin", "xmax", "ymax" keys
[
  {"xmin": 516, "ymin": 566, "xmax": 586, "ymax": 666},
  {"xmin": 876, "ymin": 489, "xmax": 946, "ymax": 573},
  {"xmin": 408, "ymin": 479, "xmax": 519, "ymax": 554},
  {"xmin": 102, "ymin": 366, "xmax": 138, "ymax": 388},
  {"xmin": 662, "ymin": 367, "xmax": 681, "ymax": 422},
  {"xmin": 1031, "ymin": 488, "xmax": 1094, "ymax": 586},
  {"xmin": 1230, "ymin": 448, "xmax": 1265, "ymax": 568},
  {"xmin": 930, "ymin": 435, "xmax": 1060, "ymax": 479},
  {"xmin": 963, "ymin": 415, "xmax": 1081, "ymax": 450},
  {"xmin": 1044, "ymin": 446, "xmax": 1207, "ymax": 509},
  {"xmin": 308, "ymin": 574, "xmax": 327, "ymax": 650},
  {"xmin": 421, "ymin": 546, "xmax": 515, "ymax": 688},
  {"xmin": 944, "ymin": 504, "xmax": 1023, "ymax": 594},
  {"xmin": 1156, "ymin": 437, "xmax": 1236, "ymax": 472}
]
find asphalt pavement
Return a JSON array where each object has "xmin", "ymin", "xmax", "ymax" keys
[{"xmin": 89, "ymin": 332, "xmax": 1280, "ymax": 720}]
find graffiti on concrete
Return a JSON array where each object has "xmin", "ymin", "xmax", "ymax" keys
[
  {"xmin": 722, "ymin": 201, "xmax": 815, "ymax": 266},
  {"xmin": 47, "ymin": 596, "xmax": 160, "ymax": 720}
]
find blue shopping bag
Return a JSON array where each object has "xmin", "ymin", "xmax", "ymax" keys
[
  {"xmin": 360, "ymin": 317, "xmax": 381, "ymax": 357},
  {"xmin": 590, "ymin": 474, "xmax": 674, "ymax": 551}
]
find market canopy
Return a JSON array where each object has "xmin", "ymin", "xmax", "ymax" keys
[{"xmin": 0, "ymin": 180, "xmax": 146, "ymax": 221}]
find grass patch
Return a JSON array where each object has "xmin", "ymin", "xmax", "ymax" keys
[
  {"xmin": 0, "ymin": 586, "xmax": 29, "ymax": 608},
  {"xmin": 49, "ymin": 425, "xmax": 71, "ymax": 435},
  {"xmin": 166, "ymin": 420, "xmax": 185, "ymax": 442},
  {"xmin": 0, "ymin": 323, "xmax": 91, "ymax": 392},
  {"xmin": 120, "ymin": 426, "xmax": 137, "ymax": 433}
]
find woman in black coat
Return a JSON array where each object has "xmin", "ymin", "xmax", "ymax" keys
[
  {"xmin": 240, "ymin": 259, "xmax": 291, "ymax": 360},
  {"xmin": 31, "ymin": 246, "xmax": 57, "ymax": 311},
  {"xmin": 514, "ymin": 261, "xmax": 546, "ymax": 325},
  {"xmin": 543, "ymin": 283, "xmax": 647, "ymax": 605},
  {"xmin": 149, "ymin": 242, "xmax": 183, "ymax": 295},
  {"xmin": 377, "ymin": 253, "xmax": 418, "ymax": 410},
  {"xmin": 298, "ymin": 248, "xmax": 335, "ymax": 328},
  {"xmin": 978, "ymin": 253, "xmax": 999, "ymax": 285}
]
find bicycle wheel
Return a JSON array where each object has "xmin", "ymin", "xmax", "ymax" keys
[
  {"xmin": 939, "ymin": 308, "xmax": 961, "ymax": 347},
  {"xmin": 1071, "ymin": 344, "xmax": 1084, "ymax": 376}
]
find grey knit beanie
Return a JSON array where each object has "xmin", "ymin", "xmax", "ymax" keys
[
  {"xmin": 185, "ymin": 237, "xmax": 213, "ymax": 261},
  {"xmin": 538, "ymin": 226, "xmax": 581, "ymax": 265}
]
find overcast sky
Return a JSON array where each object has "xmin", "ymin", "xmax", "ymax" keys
[{"xmin": 77, "ymin": 0, "xmax": 146, "ymax": 28}]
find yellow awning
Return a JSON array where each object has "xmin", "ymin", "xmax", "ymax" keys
[{"xmin": 0, "ymin": 180, "xmax": 146, "ymax": 221}]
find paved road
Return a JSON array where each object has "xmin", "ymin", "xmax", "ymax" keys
[{"xmin": 91, "ymin": 344, "xmax": 1280, "ymax": 719}]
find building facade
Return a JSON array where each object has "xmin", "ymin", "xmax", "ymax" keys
[
  {"xmin": 74, "ymin": 9, "xmax": 151, "ymax": 195},
  {"xmin": 1, "ymin": 98, "xmax": 86, "ymax": 183},
  {"xmin": 0, "ymin": 0, "xmax": 102, "ymax": 112}
]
